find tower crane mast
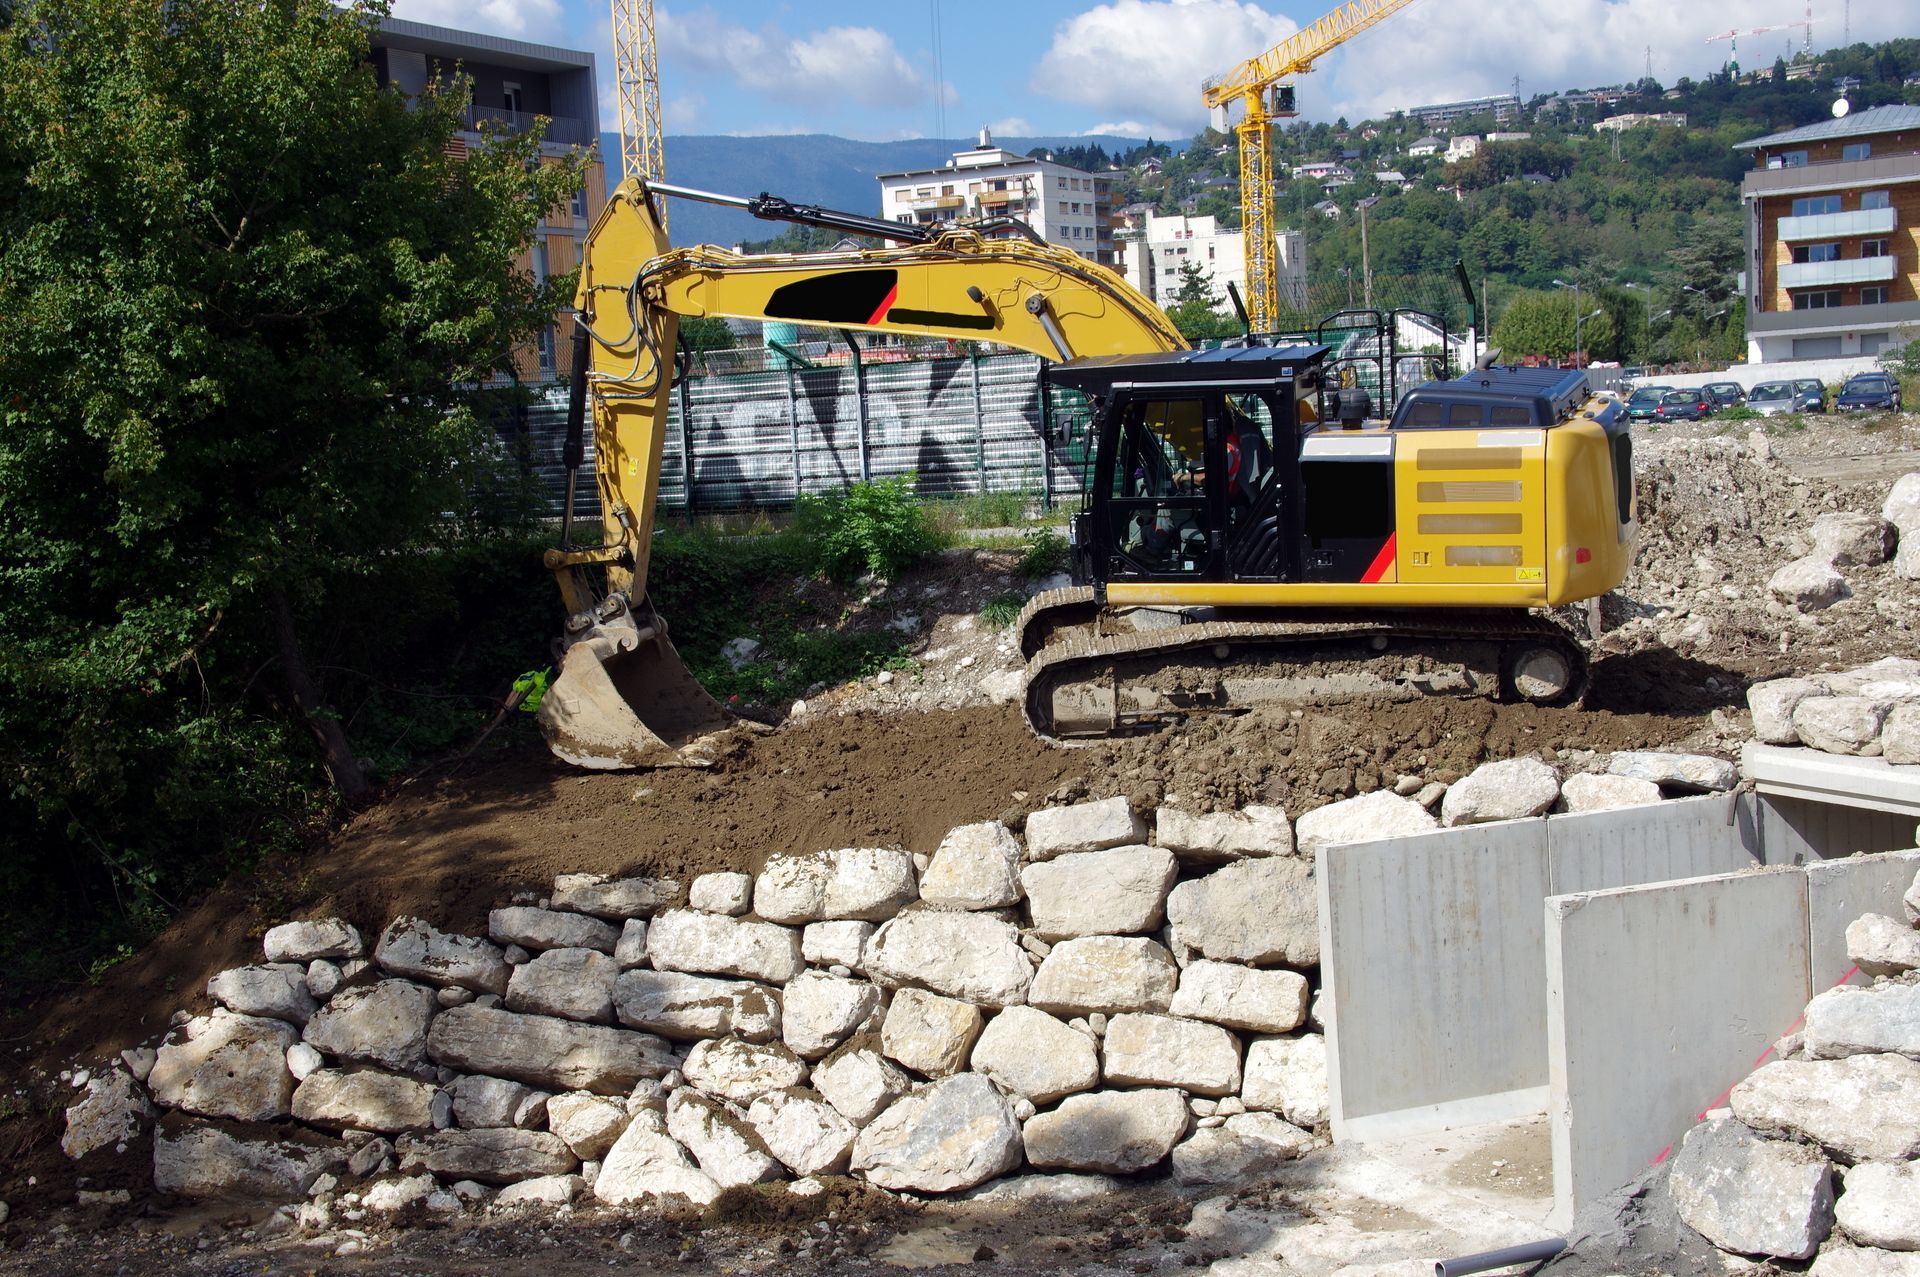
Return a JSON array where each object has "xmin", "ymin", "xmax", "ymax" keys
[
  {"xmin": 610, "ymin": 0, "xmax": 667, "ymax": 227},
  {"xmin": 1202, "ymin": 0, "xmax": 1420, "ymax": 334}
]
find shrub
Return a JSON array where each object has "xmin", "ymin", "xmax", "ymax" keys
[
  {"xmin": 980, "ymin": 594, "xmax": 1025, "ymax": 628},
  {"xmin": 795, "ymin": 475, "xmax": 944, "ymax": 583},
  {"xmin": 1016, "ymin": 528, "xmax": 1070, "ymax": 579}
]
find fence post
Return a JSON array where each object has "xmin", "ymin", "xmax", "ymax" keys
[
  {"xmin": 968, "ymin": 350, "xmax": 988, "ymax": 493},
  {"xmin": 785, "ymin": 366, "xmax": 803, "ymax": 503},
  {"xmin": 1036, "ymin": 359, "xmax": 1054, "ymax": 514},
  {"xmin": 838, "ymin": 328, "xmax": 870, "ymax": 483},
  {"xmin": 677, "ymin": 368, "xmax": 697, "ymax": 519}
]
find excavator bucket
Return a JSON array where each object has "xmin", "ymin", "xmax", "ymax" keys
[{"xmin": 537, "ymin": 619, "xmax": 735, "ymax": 770}]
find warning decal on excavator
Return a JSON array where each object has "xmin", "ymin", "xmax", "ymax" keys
[{"xmin": 765, "ymin": 270, "xmax": 899, "ymax": 325}]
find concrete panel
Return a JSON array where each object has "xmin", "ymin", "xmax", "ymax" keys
[
  {"xmin": 1546, "ymin": 869, "xmax": 1811, "ymax": 1228},
  {"xmin": 1320, "ymin": 821, "xmax": 1550, "ymax": 1140},
  {"xmin": 1807, "ymin": 849, "xmax": 1920, "ymax": 990},
  {"xmin": 1745, "ymin": 743, "xmax": 1920, "ymax": 823},
  {"xmin": 1753, "ymin": 790, "xmax": 1919, "ymax": 865},
  {"xmin": 1546, "ymin": 794, "xmax": 1754, "ymax": 896}
]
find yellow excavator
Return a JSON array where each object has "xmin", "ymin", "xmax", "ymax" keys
[{"xmin": 537, "ymin": 177, "xmax": 1637, "ymax": 768}]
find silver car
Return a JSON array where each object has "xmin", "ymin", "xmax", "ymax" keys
[{"xmin": 1745, "ymin": 381, "xmax": 1799, "ymax": 416}]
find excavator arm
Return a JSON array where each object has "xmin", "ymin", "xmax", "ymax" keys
[{"xmin": 536, "ymin": 176, "xmax": 1184, "ymax": 769}]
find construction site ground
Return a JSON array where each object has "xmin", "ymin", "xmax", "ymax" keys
[{"xmin": 2, "ymin": 409, "xmax": 1915, "ymax": 1274}]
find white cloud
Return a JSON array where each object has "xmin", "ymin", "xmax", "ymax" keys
[
  {"xmin": 987, "ymin": 116, "xmax": 1033, "ymax": 136},
  {"xmin": 661, "ymin": 8, "xmax": 935, "ymax": 111},
  {"xmin": 663, "ymin": 93, "xmax": 707, "ymax": 135},
  {"xmin": 1032, "ymin": 1, "xmax": 1299, "ymax": 134},
  {"xmin": 1086, "ymin": 119, "xmax": 1180, "ymax": 139},
  {"xmin": 387, "ymin": 0, "xmax": 564, "ymax": 41}
]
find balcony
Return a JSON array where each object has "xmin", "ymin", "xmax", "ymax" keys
[
  {"xmin": 1749, "ymin": 298, "xmax": 1920, "ymax": 334},
  {"xmin": 909, "ymin": 195, "xmax": 964, "ymax": 210},
  {"xmin": 977, "ymin": 189, "xmax": 1024, "ymax": 206},
  {"xmin": 1777, "ymin": 207, "xmax": 1898, "ymax": 241},
  {"xmin": 1779, "ymin": 256, "xmax": 1898, "ymax": 289},
  {"xmin": 1742, "ymin": 153, "xmax": 1920, "ymax": 200},
  {"xmin": 461, "ymin": 105, "xmax": 593, "ymax": 146}
]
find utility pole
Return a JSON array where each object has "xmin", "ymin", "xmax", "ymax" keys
[{"xmin": 1360, "ymin": 201, "xmax": 1374, "ymax": 310}]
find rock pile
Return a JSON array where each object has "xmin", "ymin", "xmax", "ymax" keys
[
  {"xmin": 1747, "ymin": 656, "xmax": 1920, "ymax": 763},
  {"xmin": 1661, "ymin": 866, "xmax": 1920, "ymax": 1269},
  {"xmin": 1765, "ymin": 474, "xmax": 1917, "ymax": 613}
]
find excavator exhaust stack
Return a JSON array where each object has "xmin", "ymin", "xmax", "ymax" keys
[{"xmin": 536, "ymin": 600, "xmax": 735, "ymax": 770}]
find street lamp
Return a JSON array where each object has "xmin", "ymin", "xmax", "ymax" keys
[
  {"xmin": 1698, "ymin": 307, "xmax": 1729, "ymax": 365},
  {"xmin": 1575, "ymin": 307, "xmax": 1603, "ymax": 369}
]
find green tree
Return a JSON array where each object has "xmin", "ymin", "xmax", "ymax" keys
[
  {"xmin": 0, "ymin": 0, "xmax": 584, "ymax": 946},
  {"xmin": 1491, "ymin": 289, "xmax": 1618, "ymax": 360},
  {"xmin": 1162, "ymin": 261, "xmax": 1243, "ymax": 341}
]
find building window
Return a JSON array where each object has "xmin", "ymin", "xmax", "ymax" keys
[
  {"xmin": 1777, "ymin": 150, "xmax": 1809, "ymax": 167},
  {"xmin": 503, "ymin": 81, "xmax": 524, "ymax": 116},
  {"xmin": 941, "ymin": 184, "xmax": 954, "ymax": 196},
  {"xmin": 1862, "ymin": 190, "xmax": 1891, "ymax": 210},
  {"xmin": 571, "ymin": 188, "xmax": 586, "ymax": 220},
  {"xmin": 1842, "ymin": 142, "xmax": 1872, "ymax": 161},
  {"xmin": 1861, "ymin": 286, "xmax": 1890, "ymax": 305},
  {"xmin": 1791, "ymin": 242, "xmax": 1843, "ymax": 264},
  {"xmin": 1790, "ymin": 195, "xmax": 1842, "ymax": 216},
  {"xmin": 1791, "ymin": 290, "xmax": 1843, "ymax": 310},
  {"xmin": 532, "ymin": 239, "xmax": 550, "ymax": 286},
  {"xmin": 1059, "ymin": 201, "xmax": 1070, "ymax": 214},
  {"xmin": 1862, "ymin": 239, "xmax": 1890, "ymax": 258},
  {"xmin": 536, "ymin": 324, "xmax": 556, "ymax": 374}
]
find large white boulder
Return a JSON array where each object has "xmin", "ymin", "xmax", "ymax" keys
[
  {"xmin": 812, "ymin": 1045, "xmax": 911, "ymax": 1126},
  {"xmin": 150, "ymin": 1009, "xmax": 298, "ymax": 1122},
  {"xmin": 1731, "ymin": 1054, "xmax": 1920, "ymax": 1164},
  {"xmin": 152, "ymin": 1115, "xmax": 346, "ymax": 1199},
  {"xmin": 1020, "ymin": 845, "xmax": 1177, "ymax": 940},
  {"xmin": 1606, "ymin": 751, "xmax": 1737, "ymax": 793},
  {"xmin": 1808, "ymin": 1246, "xmax": 1920, "ymax": 1276},
  {"xmin": 863, "ymin": 911, "xmax": 1033, "ymax": 1008},
  {"xmin": 1668, "ymin": 1117, "xmax": 1833, "ymax": 1260},
  {"xmin": 754, "ymin": 847, "xmax": 918, "ymax": 925},
  {"xmin": 801, "ymin": 920, "xmax": 876, "ymax": 970},
  {"xmin": 918, "ymin": 822, "xmax": 1023, "ymax": 910},
  {"xmin": 1101, "ymin": 1013, "xmax": 1242, "ymax": 1096},
  {"xmin": 206, "ymin": 964, "xmax": 318, "ymax": 1025},
  {"xmin": 1804, "ymin": 982, "xmax": 1920, "ymax": 1060},
  {"xmin": 1293, "ymin": 791, "xmax": 1437, "ymax": 851},
  {"xmin": 592, "ymin": 1108, "xmax": 720, "ymax": 1206},
  {"xmin": 375, "ymin": 917, "xmax": 510, "ymax": 994},
  {"xmin": 968, "ymin": 1006, "xmax": 1099, "ymax": 1105},
  {"xmin": 291, "ymin": 1069, "xmax": 436, "ymax": 1134},
  {"xmin": 1164, "ymin": 857, "xmax": 1319, "ymax": 967},
  {"xmin": 61, "ymin": 1069, "xmax": 153, "ymax": 1160},
  {"xmin": 665, "ymin": 1090, "xmax": 782, "ymax": 1188},
  {"xmin": 1835, "ymin": 1161, "xmax": 1920, "ymax": 1252},
  {"xmin": 1811, "ymin": 512, "xmax": 1895, "ymax": 567},
  {"xmin": 1770, "ymin": 556, "xmax": 1851, "ymax": 612},
  {"xmin": 782, "ymin": 970, "xmax": 880, "ymax": 1059},
  {"xmin": 680, "ymin": 1037, "xmax": 808, "ymax": 1103},
  {"xmin": 688, "ymin": 872, "xmax": 753, "ymax": 916},
  {"xmin": 849, "ymin": 1074, "xmax": 1023, "ymax": 1193},
  {"xmin": 1558, "ymin": 772, "xmax": 1664, "ymax": 813},
  {"xmin": 1884, "ymin": 705, "xmax": 1920, "ymax": 766},
  {"xmin": 645, "ymin": 909, "xmax": 804, "ymax": 985},
  {"xmin": 505, "ymin": 947, "xmax": 619, "ymax": 1023},
  {"xmin": 1170, "ymin": 961, "xmax": 1309, "ymax": 1034},
  {"xmin": 1154, "ymin": 805, "xmax": 1292, "ymax": 862},
  {"xmin": 1749, "ymin": 678, "xmax": 1826, "ymax": 746},
  {"xmin": 1022, "ymin": 1089, "xmax": 1189, "ymax": 1173},
  {"xmin": 1168, "ymin": 1112, "xmax": 1315, "ymax": 1186},
  {"xmin": 1882, "ymin": 473, "xmax": 1920, "ymax": 534},
  {"xmin": 745, "ymin": 1089, "xmax": 857, "ymax": 1177},
  {"xmin": 1794, "ymin": 697, "xmax": 1890, "ymax": 756},
  {"xmin": 427, "ymin": 1004, "xmax": 678, "ymax": 1095},
  {"xmin": 881, "ymin": 988, "xmax": 985, "ymax": 1079},
  {"xmin": 550, "ymin": 874, "xmax": 680, "ymax": 921},
  {"xmin": 1024, "ymin": 797, "xmax": 1145, "ymax": 860},
  {"xmin": 613, "ymin": 969, "xmax": 781, "ymax": 1042},
  {"xmin": 1440, "ymin": 758, "xmax": 1559, "ymax": 827},
  {"xmin": 302, "ymin": 978, "xmax": 437, "ymax": 1073},
  {"xmin": 263, "ymin": 918, "xmax": 364, "ymax": 964},
  {"xmin": 545, "ymin": 1092, "xmax": 630, "ymax": 1160},
  {"xmin": 1027, "ymin": 936, "xmax": 1179, "ymax": 1017},
  {"xmin": 1848, "ymin": 915, "xmax": 1920, "ymax": 977},
  {"xmin": 447, "ymin": 1074, "xmax": 535, "ymax": 1129},
  {"xmin": 488, "ymin": 906, "xmax": 619, "ymax": 954},
  {"xmin": 1241, "ymin": 1034, "xmax": 1329, "ymax": 1128}
]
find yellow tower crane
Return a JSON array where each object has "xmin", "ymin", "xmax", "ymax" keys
[
  {"xmin": 610, "ymin": 0, "xmax": 667, "ymax": 226},
  {"xmin": 1202, "ymin": 0, "xmax": 1420, "ymax": 333}
]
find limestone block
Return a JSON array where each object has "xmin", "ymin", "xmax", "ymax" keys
[
  {"xmin": 680, "ymin": 1037, "xmax": 808, "ymax": 1103},
  {"xmin": 1440, "ymin": 758, "xmax": 1560, "ymax": 827},
  {"xmin": 1022, "ymin": 1088, "xmax": 1189, "ymax": 1173},
  {"xmin": 1812, "ymin": 512, "xmax": 1895, "ymax": 567},
  {"xmin": 1883, "ymin": 705, "xmax": 1920, "ymax": 767},
  {"xmin": 150, "ymin": 1009, "xmax": 297, "ymax": 1122},
  {"xmin": 881, "ymin": 988, "xmax": 985, "ymax": 1079},
  {"xmin": 1908, "ymin": 869, "xmax": 1920, "ymax": 927},
  {"xmin": 1606, "ymin": 750, "xmax": 1738, "ymax": 793},
  {"xmin": 1154, "ymin": 805, "xmax": 1292, "ymax": 862},
  {"xmin": 849, "ymin": 1073, "xmax": 1023, "ymax": 1193},
  {"xmin": 645, "ymin": 909, "xmax": 804, "ymax": 985},
  {"xmin": 1837, "ymin": 1161, "xmax": 1920, "ymax": 1252},
  {"xmin": 402, "ymin": 1128, "xmax": 577, "ymax": 1186},
  {"xmin": 545, "ymin": 1093, "xmax": 629, "ymax": 1161},
  {"xmin": 753, "ymin": 848, "xmax": 917, "ymax": 925},
  {"xmin": 1770, "ymin": 556, "xmax": 1851, "ymax": 613},
  {"xmin": 448, "ymin": 1074, "xmax": 534, "ymax": 1129},
  {"xmin": 812, "ymin": 1045, "xmax": 911, "ymax": 1127},
  {"xmin": 665, "ymin": 1090, "xmax": 781, "ymax": 1188},
  {"xmin": 61, "ymin": 1069, "xmax": 153, "ymax": 1160},
  {"xmin": 801, "ymin": 920, "xmax": 876, "ymax": 970},
  {"xmin": 1293, "ymin": 790, "xmax": 1437, "ymax": 851},
  {"xmin": 488, "ymin": 906, "xmax": 619, "ymax": 954},
  {"xmin": 1170, "ymin": 961, "xmax": 1310, "ymax": 1034},
  {"xmin": 613, "ymin": 919, "xmax": 649, "ymax": 969},
  {"xmin": 1028, "ymin": 936, "xmax": 1179, "ymax": 1017},
  {"xmin": 302, "ymin": 978, "xmax": 438, "ymax": 1073},
  {"xmin": 427, "ymin": 1004, "xmax": 677, "ymax": 1096},
  {"xmin": 1732, "ymin": 1054, "xmax": 1920, "ymax": 1164},
  {"xmin": 782, "ymin": 970, "xmax": 880, "ymax": 1060},
  {"xmin": 359, "ymin": 1171, "xmax": 436, "ymax": 1213},
  {"xmin": 1804, "ymin": 982, "xmax": 1920, "ymax": 1060},
  {"xmin": 1848, "ymin": 915, "xmax": 1920, "ymax": 978},
  {"xmin": 291, "ymin": 1069, "xmax": 436, "ymax": 1134},
  {"xmin": 499, "ymin": 947, "xmax": 619, "ymax": 1025},
  {"xmin": 593, "ymin": 1108, "xmax": 719, "ymax": 1206},
  {"xmin": 863, "ymin": 911, "xmax": 1032, "ymax": 1008},
  {"xmin": 1169, "ymin": 1111, "xmax": 1315, "ymax": 1186},
  {"xmin": 1558, "ymin": 772, "xmax": 1665, "ymax": 813},
  {"xmin": 305, "ymin": 960, "xmax": 345, "ymax": 1001},
  {"xmin": 1101, "ymin": 1013, "xmax": 1242, "ymax": 1096},
  {"xmin": 1898, "ymin": 538, "xmax": 1920, "ymax": 582},
  {"xmin": 745, "ymin": 1089, "xmax": 857, "ymax": 1177},
  {"xmin": 1024, "ymin": 797, "xmax": 1146, "ymax": 861},
  {"xmin": 550, "ymin": 873, "xmax": 680, "ymax": 921},
  {"xmin": 1241, "ymin": 1034, "xmax": 1329, "ymax": 1128},
  {"xmin": 613, "ymin": 969, "xmax": 781, "ymax": 1042},
  {"xmin": 919, "ymin": 822, "xmax": 1023, "ymax": 909},
  {"xmin": 152, "ymin": 1114, "xmax": 347, "ymax": 1199},
  {"xmin": 1165, "ymin": 857, "xmax": 1319, "ymax": 967},
  {"xmin": 263, "ymin": 918, "xmax": 364, "ymax": 964},
  {"xmin": 206, "ymin": 964, "xmax": 318, "ymax": 1025},
  {"xmin": 1669, "ymin": 1117, "xmax": 1833, "ymax": 1260},
  {"xmin": 689, "ymin": 872, "xmax": 753, "ymax": 916},
  {"xmin": 1885, "ymin": 473, "xmax": 1920, "ymax": 534},
  {"xmin": 494, "ymin": 1174, "xmax": 586, "ymax": 1208},
  {"xmin": 375, "ymin": 917, "xmax": 509, "ymax": 994},
  {"xmin": 969, "ymin": 1005, "xmax": 1099, "ymax": 1105},
  {"xmin": 1794, "ymin": 697, "xmax": 1890, "ymax": 757},
  {"xmin": 1750, "ymin": 678, "xmax": 1826, "ymax": 746},
  {"xmin": 1825, "ymin": 659, "xmax": 1920, "ymax": 694},
  {"xmin": 1813, "ymin": 1246, "xmax": 1920, "ymax": 1276},
  {"xmin": 1021, "ymin": 846, "xmax": 1177, "ymax": 940}
]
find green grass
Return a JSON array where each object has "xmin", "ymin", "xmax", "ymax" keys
[
  {"xmin": 979, "ymin": 593, "xmax": 1025, "ymax": 628},
  {"xmin": 924, "ymin": 489, "xmax": 1035, "ymax": 533}
]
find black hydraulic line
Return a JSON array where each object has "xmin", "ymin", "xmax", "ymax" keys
[
  {"xmin": 1225, "ymin": 280, "xmax": 1252, "ymax": 334},
  {"xmin": 560, "ymin": 319, "xmax": 591, "ymax": 550},
  {"xmin": 1455, "ymin": 259, "xmax": 1480, "ymax": 365},
  {"xmin": 1433, "ymin": 1237, "xmax": 1568, "ymax": 1277}
]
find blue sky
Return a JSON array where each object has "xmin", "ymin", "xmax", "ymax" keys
[{"xmin": 388, "ymin": 1, "xmax": 1920, "ymax": 140}]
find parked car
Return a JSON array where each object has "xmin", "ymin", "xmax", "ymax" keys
[
  {"xmin": 1834, "ymin": 371, "xmax": 1903, "ymax": 413},
  {"xmin": 1793, "ymin": 379, "xmax": 1828, "ymax": 413},
  {"xmin": 1625, "ymin": 385, "xmax": 1674, "ymax": 421},
  {"xmin": 1744, "ymin": 381, "xmax": 1799, "ymax": 416},
  {"xmin": 1703, "ymin": 381, "xmax": 1746, "ymax": 409},
  {"xmin": 1653, "ymin": 388, "xmax": 1715, "ymax": 422}
]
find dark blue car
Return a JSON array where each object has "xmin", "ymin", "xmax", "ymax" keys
[{"xmin": 1835, "ymin": 372, "xmax": 1903, "ymax": 413}]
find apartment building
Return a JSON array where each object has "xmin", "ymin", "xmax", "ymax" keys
[
  {"xmin": 1593, "ymin": 112, "xmax": 1687, "ymax": 133},
  {"xmin": 1733, "ymin": 105, "xmax": 1920, "ymax": 362},
  {"xmin": 1408, "ymin": 93, "xmax": 1520, "ymax": 129},
  {"xmin": 370, "ymin": 19, "xmax": 605, "ymax": 384},
  {"xmin": 1116, "ymin": 212, "xmax": 1306, "ymax": 314},
  {"xmin": 876, "ymin": 130, "xmax": 1115, "ymax": 266}
]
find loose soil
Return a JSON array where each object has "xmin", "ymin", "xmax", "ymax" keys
[{"xmin": 1, "ymin": 412, "xmax": 1915, "ymax": 1272}]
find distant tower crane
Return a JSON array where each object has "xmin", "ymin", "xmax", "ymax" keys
[
  {"xmin": 611, "ymin": 0, "xmax": 667, "ymax": 226},
  {"xmin": 1706, "ymin": 16, "xmax": 1818, "ymax": 78},
  {"xmin": 1202, "ymin": 0, "xmax": 1421, "ymax": 333}
]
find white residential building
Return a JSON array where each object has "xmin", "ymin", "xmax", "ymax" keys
[
  {"xmin": 1446, "ymin": 135, "xmax": 1482, "ymax": 161},
  {"xmin": 875, "ymin": 129, "xmax": 1114, "ymax": 265},
  {"xmin": 1407, "ymin": 135, "xmax": 1445, "ymax": 157},
  {"xmin": 1117, "ymin": 213, "xmax": 1306, "ymax": 314},
  {"xmin": 1593, "ymin": 112, "xmax": 1687, "ymax": 132}
]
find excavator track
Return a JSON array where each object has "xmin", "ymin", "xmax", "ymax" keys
[
  {"xmin": 1015, "ymin": 585, "xmax": 1103, "ymax": 660},
  {"xmin": 1019, "ymin": 607, "xmax": 1588, "ymax": 744}
]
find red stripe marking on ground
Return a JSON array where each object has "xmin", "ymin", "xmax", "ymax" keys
[
  {"xmin": 867, "ymin": 284, "xmax": 899, "ymax": 327},
  {"xmin": 1360, "ymin": 532, "xmax": 1397, "ymax": 583}
]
